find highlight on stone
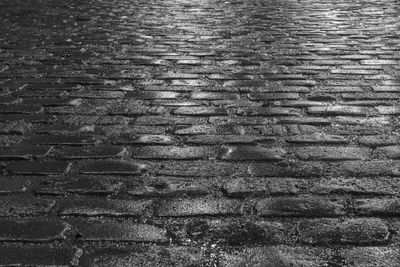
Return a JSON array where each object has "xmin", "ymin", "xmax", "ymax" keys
[{"xmin": 0, "ymin": 0, "xmax": 399, "ymax": 265}]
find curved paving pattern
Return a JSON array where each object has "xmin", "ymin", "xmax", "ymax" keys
[{"xmin": 1, "ymin": 0, "xmax": 400, "ymax": 265}]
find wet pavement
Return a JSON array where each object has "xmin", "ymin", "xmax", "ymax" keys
[{"xmin": 1, "ymin": 0, "xmax": 400, "ymax": 265}]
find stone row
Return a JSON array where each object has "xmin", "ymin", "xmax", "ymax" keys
[
  {"xmin": 0, "ymin": 216, "xmax": 393, "ymax": 246},
  {"xmin": 1, "ymin": 245, "xmax": 397, "ymax": 266}
]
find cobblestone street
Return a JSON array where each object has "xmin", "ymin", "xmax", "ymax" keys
[{"xmin": 1, "ymin": 0, "xmax": 400, "ymax": 265}]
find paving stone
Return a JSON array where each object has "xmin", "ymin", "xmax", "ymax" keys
[
  {"xmin": 209, "ymin": 116, "xmax": 271, "ymax": 125},
  {"xmin": 361, "ymin": 59, "xmax": 398, "ymax": 65},
  {"xmin": 0, "ymin": 218, "xmax": 69, "ymax": 242},
  {"xmin": 340, "ymin": 247, "xmax": 400, "ymax": 267},
  {"xmin": 261, "ymin": 74, "xmax": 307, "ymax": 81},
  {"xmin": 0, "ymin": 197, "xmax": 55, "ymax": 216},
  {"xmin": 174, "ymin": 125, "xmax": 243, "ymax": 135},
  {"xmin": 154, "ymin": 73, "xmax": 200, "ymax": 79},
  {"xmin": 151, "ymin": 100, "xmax": 200, "ymax": 107},
  {"xmin": 332, "ymin": 116, "xmax": 390, "ymax": 125},
  {"xmin": 277, "ymin": 116, "xmax": 331, "ymax": 125},
  {"xmin": 73, "ymin": 220, "xmax": 167, "ymax": 242},
  {"xmin": 131, "ymin": 146, "xmax": 214, "ymax": 160},
  {"xmin": 186, "ymin": 135, "xmax": 275, "ymax": 145},
  {"xmin": 156, "ymin": 198, "xmax": 242, "ymax": 217},
  {"xmin": 0, "ymin": 245, "xmax": 78, "ymax": 267},
  {"xmin": 56, "ymin": 146, "xmax": 125, "ymax": 159},
  {"xmin": 22, "ymin": 97, "xmax": 75, "ymax": 107},
  {"xmin": 236, "ymin": 107, "xmax": 300, "ymax": 116},
  {"xmin": 0, "ymin": 145, "xmax": 52, "ymax": 159},
  {"xmin": 0, "ymin": 135, "xmax": 24, "ymax": 146},
  {"xmin": 207, "ymin": 73, "xmax": 253, "ymax": 80},
  {"xmin": 373, "ymin": 85, "xmax": 400, "ymax": 92},
  {"xmin": 256, "ymin": 196, "xmax": 346, "ymax": 217},
  {"xmin": 260, "ymin": 86, "xmax": 310, "ymax": 93},
  {"xmin": 293, "ymin": 147, "xmax": 370, "ymax": 161},
  {"xmin": 249, "ymin": 162, "xmax": 324, "ymax": 177},
  {"xmin": 0, "ymin": 114, "xmax": 54, "ymax": 124},
  {"xmin": 126, "ymin": 91, "xmax": 181, "ymax": 100},
  {"xmin": 220, "ymin": 246, "xmax": 332, "ymax": 267},
  {"xmin": 312, "ymin": 60, "xmax": 351, "ymax": 66},
  {"xmin": 108, "ymin": 101, "xmax": 166, "ymax": 116},
  {"xmin": 78, "ymin": 160, "xmax": 146, "ymax": 175},
  {"xmin": 354, "ymin": 198, "xmax": 400, "ymax": 216},
  {"xmin": 376, "ymin": 106, "xmax": 400, "ymax": 115},
  {"xmin": 0, "ymin": 104, "xmax": 41, "ymax": 114},
  {"xmin": 191, "ymin": 92, "xmax": 239, "ymax": 100},
  {"xmin": 377, "ymin": 146, "xmax": 400, "ymax": 159},
  {"xmin": 0, "ymin": 121, "xmax": 33, "ymax": 135},
  {"xmin": 358, "ymin": 136, "xmax": 399, "ymax": 147},
  {"xmin": 209, "ymin": 220, "xmax": 287, "ymax": 245},
  {"xmin": 127, "ymin": 135, "xmax": 177, "ymax": 145},
  {"xmin": 248, "ymin": 92, "xmax": 300, "ymax": 101},
  {"xmin": 339, "ymin": 54, "xmax": 371, "ymax": 60},
  {"xmin": 84, "ymin": 246, "xmax": 203, "ymax": 267},
  {"xmin": 307, "ymin": 93, "xmax": 336, "ymax": 101},
  {"xmin": 342, "ymin": 100, "xmax": 392, "ymax": 106},
  {"xmin": 342, "ymin": 92, "xmax": 400, "ymax": 100},
  {"xmin": 331, "ymin": 69, "xmax": 378, "ymax": 75},
  {"xmin": 170, "ymin": 79, "xmax": 210, "ymax": 86},
  {"xmin": 7, "ymin": 161, "xmax": 71, "ymax": 175},
  {"xmin": 218, "ymin": 146, "xmax": 286, "ymax": 161},
  {"xmin": 103, "ymin": 125, "xmax": 166, "ymax": 136},
  {"xmin": 308, "ymin": 106, "xmax": 375, "ymax": 116},
  {"xmin": 27, "ymin": 134, "xmax": 98, "ymax": 146},
  {"xmin": 329, "ymin": 125, "xmax": 390, "ymax": 136},
  {"xmin": 223, "ymin": 80, "xmax": 266, "ymax": 87},
  {"xmin": 35, "ymin": 124, "xmax": 90, "ymax": 135},
  {"xmin": 0, "ymin": 95, "xmax": 17, "ymax": 104},
  {"xmin": 35, "ymin": 176, "xmax": 124, "ymax": 196},
  {"xmin": 332, "ymin": 160, "xmax": 400, "ymax": 177},
  {"xmin": 285, "ymin": 135, "xmax": 348, "ymax": 144},
  {"xmin": 223, "ymin": 177, "xmax": 308, "ymax": 197},
  {"xmin": 172, "ymin": 106, "xmax": 228, "ymax": 116},
  {"xmin": 62, "ymin": 115, "xmax": 131, "ymax": 125},
  {"xmin": 128, "ymin": 178, "xmax": 208, "ymax": 197},
  {"xmin": 0, "ymin": 176, "xmax": 29, "ymax": 194},
  {"xmin": 283, "ymin": 80, "xmax": 317, "ymax": 87},
  {"xmin": 135, "ymin": 116, "xmax": 205, "ymax": 125},
  {"xmin": 298, "ymin": 218, "xmax": 389, "ymax": 245},
  {"xmin": 147, "ymin": 160, "xmax": 248, "ymax": 177},
  {"xmin": 59, "ymin": 198, "xmax": 153, "ymax": 217},
  {"xmin": 275, "ymin": 100, "xmax": 327, "ymax": 107},
  {"xmin": 311, "ymin": 177, "xmax": 400, "ymax": 196}
]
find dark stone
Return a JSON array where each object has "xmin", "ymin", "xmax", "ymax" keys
[
  {"xmin": 0, "ymin": 218, "xmax": 68, "ymax": 242},
  {"xmin": 7, "ymin": 161, "xmax": 71, "ymax": 175},
  {"xmin": 78, "ymin": 160, "xmax": 147, "ymax": 175}
]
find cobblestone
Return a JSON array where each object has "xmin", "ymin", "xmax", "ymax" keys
[
  {"xmin": 156, "ymin": 198, "xmax": 242, "ymax": 217},
  {"xmin": 83, "ymin": 246, "xmax": 203, "ymax": 267},
  {"xmin": 0, "ymin": 245, "xmax": 78, "ymax": 267},
  {"xmin": 0, "ymin": 145, "xmax": 52, "ymax": 160},
  {"xmin": 0, "ymin": 218, "xmax": 69, "ymax": 242},
  {"xmin": 298, "ymin": 218, "xmax": 389, "ymax": 245},
  {"xmin": 78, "ymin": 160, "xmax": 146, "ymax": 175},
  {"xmin": 6, "ymin": 160, "xmax": 71, "ymax": 175},
  {"xmin": 72, "ymin": 220, "xmax": 167, "ymax": 242},
  {"xmin": 2, "ymin": 0, "xmax": 400, "ymax": 264},
  {"xmin": 256, "ymin": 196, "xmax": 346, "ymax": 217},
  {"xmin": 0, "ymin": 197, "xmax": 55, "ymax": 216},
  {"xmin": 59, "ymin": 198, "xmax": 153, "ymax": 217}
]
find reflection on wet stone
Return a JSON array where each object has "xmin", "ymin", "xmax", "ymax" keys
[{"xmin": 1, "ymin": 0, "xmax": 400, "ymax": 265}]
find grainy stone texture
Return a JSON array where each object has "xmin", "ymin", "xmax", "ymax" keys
[{"xmin": 1, "ymin": 0, "xmax": 400, "ymax": 265}]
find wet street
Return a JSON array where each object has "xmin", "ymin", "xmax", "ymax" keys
[{"xmin": 1, "ymin": 0, "xmax": 400, "ymax": 265}]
